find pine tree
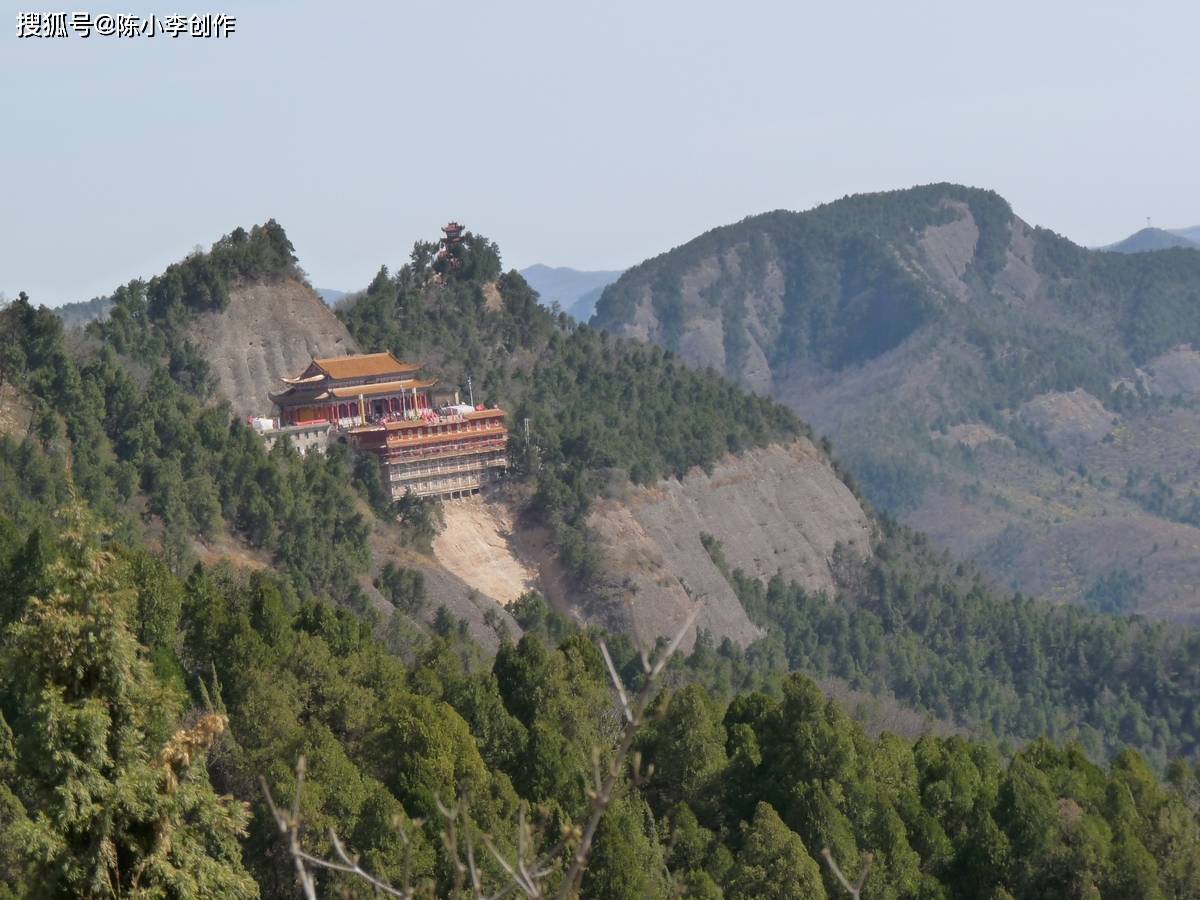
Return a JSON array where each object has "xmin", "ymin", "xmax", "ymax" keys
[
  {"xmin": 0, "ymin": 505, "xmax": 258, "ymax": 898},
  {"xmin": 727, "ymin": 801, "xmax": 827, "ymax": 900}
]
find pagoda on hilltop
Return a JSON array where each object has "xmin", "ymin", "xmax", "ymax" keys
[
  {"xmin": 433, "ymin": 221, "xmax": 467, "ymax": 279},
  {"xmin": 265, "ymin": 351, "xmax": 508, "ymax": 500}
]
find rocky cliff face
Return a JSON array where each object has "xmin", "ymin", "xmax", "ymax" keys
[
  {"xmin": 582, "ymin": 439, "xmax": 872, "ymax": 648},
  {"xmin": 189, "ymin": 277, "xmax": 357, "ymax": 418},
  {"xmin": 439, "ymin": 439, "xmax": 872, "ymax": 650}
]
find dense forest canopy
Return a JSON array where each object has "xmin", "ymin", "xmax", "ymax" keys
[
  {"xmin": 1, "ymin": 502, "xmax": 1198, "ymax": 898},
  {"xmin": 701, "ymin": 524, "xmax": 1200, "ymax": 765},
  {"xmin": 1, "ymin": 220, "xmax": 1199, "ymax": 896}
]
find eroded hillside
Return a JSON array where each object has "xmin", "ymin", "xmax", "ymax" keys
[
  {"xmin": 189, "ymin": 277, "xmax": 357, "ymax": 418},
  {"xmin": 577, "ymin": 439, "xmax": 871, "ymax": 648},
  {"xmin": 452, "ymin": 439, "xmax": 872, "ymax": 651}
]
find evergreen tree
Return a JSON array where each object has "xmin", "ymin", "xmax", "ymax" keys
[
  {"xmin": 0, "ymin": 506, "xmax": 257, "ymax": 898},
  {"xmin": 727, "ymin": 801, "xmax": 826, "ymax": 900},
  {"xmin": 581, "ymin": 793, "xmax": 670, "ymax": 900}
]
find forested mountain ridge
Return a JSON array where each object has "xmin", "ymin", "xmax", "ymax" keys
[
  {"xmin": 4, "ymin": 219, "xmax": 1200, "ymax": 895},
  {"xmin": 591, "ymin": 183, "xmax": 1200, "ymax": 620}
]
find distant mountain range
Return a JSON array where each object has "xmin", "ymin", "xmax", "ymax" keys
[
  {"xmin": 1101, "ymin": 226, "xmax": 1200, "ymax": 253},
  {"xmin": 591, "ymin": 183, "xmax": 1200, "ymax": 622},
  {"xmin": 51, "ymin": 295, "xmax": 113, "ymax": 328},
  {"xmin": 518, "ymin": 264, "xmax": 623, "ymax": 320},
  {"xmin": 1172, "ymin": 224, "xmax": 1200, "ymax": 244},
  {"xmin": 316, "ymin": 288, "xmax": 348, "ymax": 306}
]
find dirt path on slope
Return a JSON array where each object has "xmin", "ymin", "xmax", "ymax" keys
[{"xmin": 433, "ymin": 498, "xmax": 538, "ymax": 606}]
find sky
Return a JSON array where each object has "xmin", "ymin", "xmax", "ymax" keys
[{"xmin": 3, "ymin": 0, "xmax": 1199, "ymax": 306}]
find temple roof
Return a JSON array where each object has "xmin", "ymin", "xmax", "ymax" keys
[
  {"xmin": 311, "ymin": 352, "xmax": 419, "ymax": 381},
  {"xmin": 328, "ymin": 378, "xmax": 438, "ymax": 399}
]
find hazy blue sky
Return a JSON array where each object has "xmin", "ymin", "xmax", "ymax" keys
[{"xmin": 3, "ymin": 0, "xmax": 1199, "ymax": 306}]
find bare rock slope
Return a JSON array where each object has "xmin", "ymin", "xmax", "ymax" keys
[
  {"xmin": 596, "ymin": 440, "xmax": 870, "ymax": 647},
  {"xmin": 427, "ymin": 439, "xmax": 871, "ymax": 651},
  {"xmin": 535, "ymin": 439, "xmax": 871, "ymax": 649},
  {"xmin": 189, "ymin": 277, "xmax": 357, "ymax": 418},
  {"xmin": 434, "ymin": 501, "xmax": 538, "ymax": 606}
]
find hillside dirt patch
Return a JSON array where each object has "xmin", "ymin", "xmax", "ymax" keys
[
  {"xmin": 192, "ymin": 533, "xmax": 270, "ymax": 571},
  {"xmin": 1020, "ymin": 389, "xmax": 1114, "ymax": 451},
  {"xmin": 433, "ymin": 498, "xmax": 538, "ymax": 606},
  {"xmin": 937, "ymin": 422, "xmax": 1011, "ymax": 449},
  {"xmin": 1145, "ymin": 346, "xmax": 1200, "ymax": 396},
  {"xmin": 189, "ymin": 277, "xmax": 357, "ymax": 419},
  {"xmin": 0, "ymin": 383, "xmax": 32, "ymax": 438}
]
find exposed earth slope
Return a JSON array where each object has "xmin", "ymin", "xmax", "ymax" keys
[
  {"xmin": 508, "ymin": 438, "xmax": 871, "ymax": 649},
  {"xmin": 189, "ymin": 276, "xmax": 357, "ymax": 418}
]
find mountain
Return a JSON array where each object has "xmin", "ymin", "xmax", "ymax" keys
[
  {"xmin": 566, "ymin": 283, "xmax": 608, "ymax": 320},
  {"xmin": 188, "ymin": 278, "xmax": 356, "ymax": 419},
  {"xmin": 334, "ymin": 226, "xmax": 1200, "ymax": 764},
  {"xmin": 316, "ymin": 287, "xmax": 348, "ymax": 306},
  {"xmin": 592, "ymin": 183, "xmax": 1200, "ymax": 621},
  {"xmin": 519, "ymin": 264, "xmax": 622, "ymax": 319},
  {"xmin": 16, "ymin": 218, "xmax": 1200, "ymax": 755},
  {"xmin": 336, "ymin": 251, "xmax": 858, "ymax": 649},
  {"xmin": 51, "ymin": 294, "xmax": 113, "ymax": 327},
  {"xmin": 1102, "ymin": 226, "xmax": 1200, "ymax": 253},
  {"xmin": 6, "ymin": 219, "xmax": 1200, "ymax": 898},
  {"xmin": 1173, "ymin": 224, "xmax": 1200, "ymax": 244}
]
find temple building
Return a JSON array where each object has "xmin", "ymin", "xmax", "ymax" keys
[
  {"xmin": 265, "ymin": 352, "xmax": 508, "ymax": 500},
  {"xmin": 269, "ymin": 352, "xmax": 438, "ymax": 427}
]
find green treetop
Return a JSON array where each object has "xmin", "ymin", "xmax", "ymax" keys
[{"xmin": 0, "ymin": 505, "xmax": 257, "ymax": 899}]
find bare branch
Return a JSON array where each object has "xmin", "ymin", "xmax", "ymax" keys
[
  {"xmin": 260, "ymin": 766, "xmax": 317, "ymax": 900},
  {"xmin": 598, "ymin": 640, "xmax": 632, "ymax": 723},
  {"xmin": 821, "ymin": 848, "xmax": 873, "ymax": 899},
  {"xmin": 554, "ymin": 607, "xmax": 700, "ymax": 899},
  {"xmin": 261, "ymin": 606, "xmax": 701, "ymax": 900},
  {"xmin": 261, "ymin": 758, "xmax": 414, "ymax": 899}
]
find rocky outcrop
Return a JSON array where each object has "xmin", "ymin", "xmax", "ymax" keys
[
  {"xmin": 1019, "ymin": 389, "xmax": 1114, "ymax": 451},
  {"xmin": 0, "ymin": 383, "xmax": 31, "ymax": 439},
  {"xmin": 915, "ymin": 201, "xmax": 979, "ymax": 303},
  {"xmin": 189, "ymin": 277, "xmax": 357, "ymax": 418},
  {"xmin": 579, "ymin": 439, "xmax": 872, "ymax": 649},
  {"xmin": 1144, "ymin": 346, "xmax": 1200, "ymax": 397}
]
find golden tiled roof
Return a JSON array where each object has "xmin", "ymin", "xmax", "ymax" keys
[{"xmin": 312, "ymin": 352, "xmax": 420, "ymax": 381}]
